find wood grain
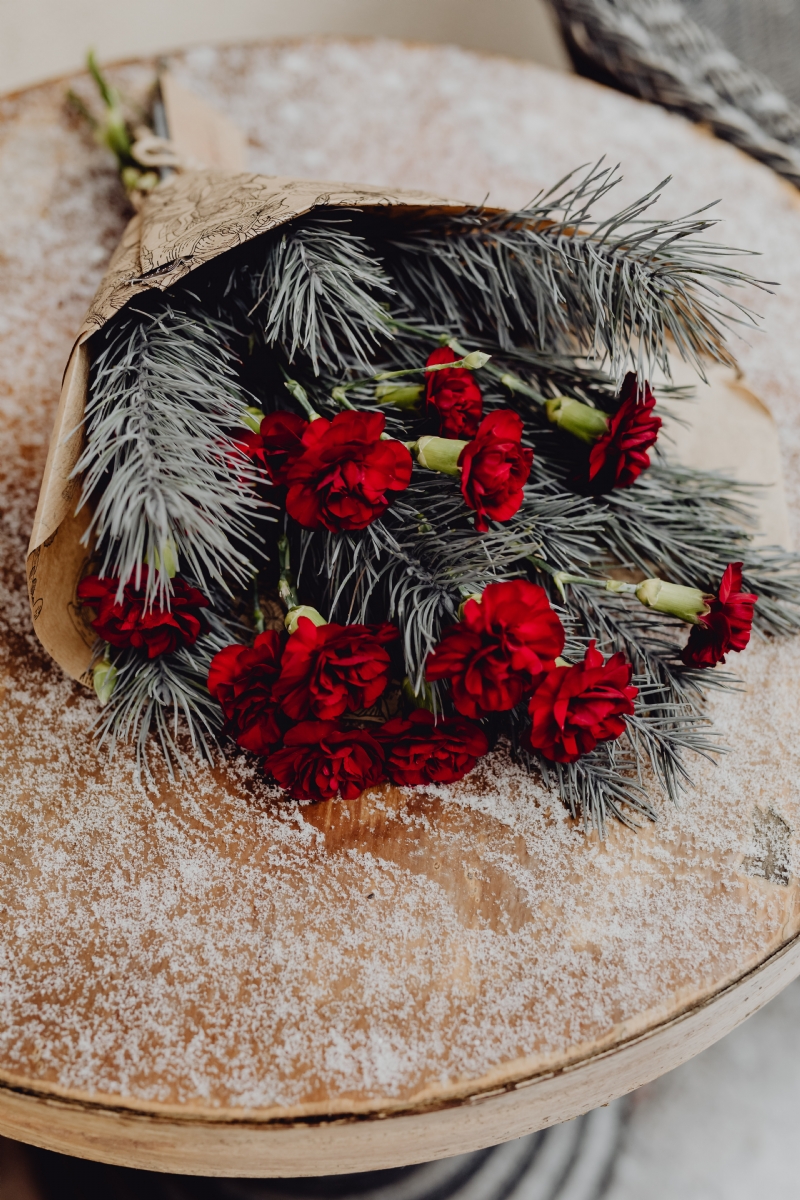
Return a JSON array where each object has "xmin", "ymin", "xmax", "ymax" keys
[{"xmin": 0, "ymin": 934, "xmax": 797, "ymax": 1176}]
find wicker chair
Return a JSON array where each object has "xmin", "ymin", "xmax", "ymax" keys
[{"xmin": 550, "ymin": 0, "xmax": 800, "ymax": 186}]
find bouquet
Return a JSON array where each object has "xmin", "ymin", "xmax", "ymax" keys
[{"xmin": 29, "ymin": 63, "xmax": 800, "ymax": 831}]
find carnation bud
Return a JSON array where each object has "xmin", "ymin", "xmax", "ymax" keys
[
  {"xmin": 93, "ymin": 658, "xmax": 117, "ymax": 705},
  {"xmin": 241, "ymin": 406, "xmax": 265, "ymax": 433},
  {"xmin": 459, "ymin": 351, "xmax": 491, "ymax": 371},
  {"xmin": 415, "ymin": 435, "xmax": 466, "ymax": 476},
  {"xmin": 151, "ymin": 544, "xmax": 179, "ymax": 580},
  {"xmin": 375, "ymin": 382, "xmax": 424, "ymax": 410},
  {"xmin": 285, "ymin": 605, "xmax": 327, "ymax": 634},
  {"xmin": 635, "ymin": 578, "xmax": 711, "ymax": 623},
  {"xmin": 456, "ymin": 592, "xmax": 482, "ymax": 620},
  {"xmin": 545, "ymin": 396, "xmax": 609, "ymax": 444},
  {"xmin": 146, "ymin": 539, "xmax": 179, "ymax": 578}
]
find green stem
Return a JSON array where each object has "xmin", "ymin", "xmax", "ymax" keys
[
  {"xmin": 86, "ymin": 50, "xmax": 133, "ymax": 165},
  {"xmin": 252, "ymin": 575, "xmax": 265, "ymax": 634},
  {"xmin": 277, "ymin": 534, "xmax": 299, "ymax": 608},
  {"xmin": 87, "ymin": 48, "xmax": 117, "ymax": 109},
  {"xmin": 282, "ymin": 376, "xmax": 319, "ymax": 421},
  {"xmin": 376, "ymin": 354, "xmax": 485, "ymax": 380},
  {"xmin": 331, "ymin": 387, "xmax": 359, "ymax": 411},
  {"xmin": 383, "ymin": 316, "xmax": 547, "ymax": 406},
  {"xmin": 382, "ymin": 316, "xmax": 445, "ymax": 343},
  {"xmin": 527, "ymin": 555, "xmax": 709, "ymax": 622},
  {"xmin": 331, "ymin": 353, "xmax": 488, "ymax": 405},
  {"xmin": 498, "ymin": 371, "xmax": 549, "ymax": 405},
  {"xmin": 527, "ymin": 555, "xmax": 638, "ymax": 600}
]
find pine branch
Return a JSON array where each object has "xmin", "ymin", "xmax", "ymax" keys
[
  {"xmin": 514, "ymin": 673, "xmax": 719, "ymax": 831},
  {"xmin": 74, "ymin": 299, "xmax": 265, "ymax": 607},
  {"xmin": 741, "ymin": 549, "xmax": 800, "ymax": 637},
  {"xmin": 94, "ymin": 613, "xmax": 232, "ymax": 782},
  {"xmin": 387, "ymin": 163, "xmax": 764, "ymax": 380},
  {"xmin": 512, "ymin": 726, "xmax": 657, "ymax": 831},
  {"xmin": 519, "ymin": 578, "xmax": 726, "ymax": 821},
  {"xmin": 234, "ymin": 214, "xmax": 394, "ymax": 374}
]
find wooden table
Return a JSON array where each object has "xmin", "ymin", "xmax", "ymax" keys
[{"xmin": 1, "ymin": 38, "xmax": 800, "ymax": 1177}]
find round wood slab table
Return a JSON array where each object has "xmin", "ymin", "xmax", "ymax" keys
[{"xmin": 2, "ymin": 38, "xmax": 800, "ymax": 1178}]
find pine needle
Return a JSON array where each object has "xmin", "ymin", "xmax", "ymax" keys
[{"xmin": 74, "ymin": 299, "xmax": 266, "ymax": 608}]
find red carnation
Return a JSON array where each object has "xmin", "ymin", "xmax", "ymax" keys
[
  {"xmin": 426, "ymin": 579, "xmax": 565, "ymax": 718},
  {"xmin": 77, "ymin": 570, "xmax": 208, "ymax": 659},
  {"xmin": 376, "ymin": 709, "xmax": 489, "ymax": 786},
  {"xmin": 681, "ymin": 562, "xmax": 757, "ymax": 669},
  {"xmin": 425, "ymin": 347, "xmax": 484, "ymax": 438},
  {"xmin": 527, "ymin": 641, "xmax": 637, "ymax": 763},
  {"xmin": 587, "ymin": 374, "xmax": 661, "ymax": 492},
  {"xmin": 241, "ymin": 410, "xmax": 308, "ymax": 485},
  {"xmin": 285, "ymin": 410, "xmax": 412, "ymax": 532},
  {"xmin": 265, "ymin": 720, "xmax": 385, "ymax": 801},
  {"xmin": 274, "ymin": 617, "xmax": 398, "ymax": 720},
  {"xmin": 208, "ymin": 631, "xmax": 285, "ymax": 754},
  {"xmin": 458, "ymin": 411, "xmax": 533, "ymax": 533}
]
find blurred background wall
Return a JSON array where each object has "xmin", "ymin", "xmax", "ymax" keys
[{"xmin": 0, "ymin": 0, "xmax": 571, "ymax": 94}]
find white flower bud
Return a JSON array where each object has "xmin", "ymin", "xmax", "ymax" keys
[
  {"xmin": 93, "ymin": 659, "xmax": 117, "ymax": 706},
  {"xmin": 546, "ymin": 396, "xmax": 609, "ymax": 443},
  {"xmin": 635, "ymin": 578, "xmax": 711, "ymax": 623},
  {"xmin": 241, "ymin": 406, "xmax": 265, "ymax": 433},
  {"xmin": 460, "ymin": 351, "xmax": 491, "ymax": 371},
  {"xmin": 415, "ymin": 436, "xmax": 466, "ymax": 476},
  {"xmin": 285, "ymin": 605, "xmax": 327, "ymax": 634}
]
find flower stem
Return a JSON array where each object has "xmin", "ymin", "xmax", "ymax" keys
[
  {"xmin": 331, "ymin": 352, "xmax": 490, "ymax": 407},
  {"xmin": 86, "ymin": 50, "xmax": 133, "ymax": 165},
  {"xmin": 252, "ymin": 574, "xmax": 265, "ymax": 634},
  {"xmin": 527, "ymin": 554, "xmax": 709, "ymax": 621},
  {"xmin": 498, "ymin": 372, "xmax": 549, "ymax": 405},
  {"xmin": 376, "ymin": 352, "xmax": 489, "ymax": 381},
  {"xmin": 528, "ymin": 555, "xmax": 638, "ymax": 600},
  {"xmin": 282, "ymin": 376, "xmax": 319, "ymax": 421},
  {"xmin": 277, "ymin": 534, "xmax": 299, "ymax": 609},
  {"xmin": 382, "ymin": 316, "xmax": 548, "ymax": 406},
  {"xmin": 331, "ymin": 386, "xmax": 359, "ymax": 411}
]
